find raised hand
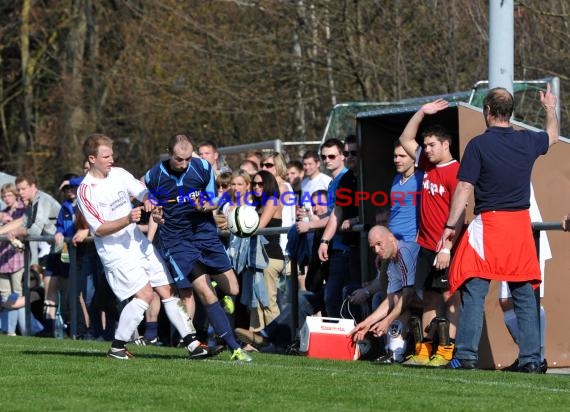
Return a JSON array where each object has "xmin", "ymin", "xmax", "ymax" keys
[
  {"xmin": 422, "ymin": 99, "xmax": 449, "ymax": 115},
  {"xmin": 539, "ymin": 83, "xmax": 557, "ymax": 109}
]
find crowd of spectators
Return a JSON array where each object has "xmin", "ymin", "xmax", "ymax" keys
[{"xmin": 0, "ymin": 86, "xmax": 561, "ymax": 373}]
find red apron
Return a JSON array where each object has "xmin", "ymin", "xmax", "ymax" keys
[{"xmin": 449, "ymin": 210, "xmax": 541, "ymax": 294}]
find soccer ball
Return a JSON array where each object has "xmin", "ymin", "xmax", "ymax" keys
[{"xmin": 227, "ymin": 206, "xmax": 260, "ymax": 238}]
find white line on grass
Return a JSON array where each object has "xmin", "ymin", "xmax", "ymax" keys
[
  {"xmin": 218, "ymin": 360, "xmax": 570, "ymax": 394},
  {"xmin": 3, "ymin": 339, "xmax": 567, "ymax": 394}
]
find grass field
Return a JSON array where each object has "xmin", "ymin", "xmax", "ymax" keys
[{"xmin": 0, "ymin": 335, "xmax": 568, "ymax": 411}]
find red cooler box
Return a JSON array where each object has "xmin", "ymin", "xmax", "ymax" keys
[{"xmin": 305, "ymin": 317, "xmax": 360, "ymax": 361}]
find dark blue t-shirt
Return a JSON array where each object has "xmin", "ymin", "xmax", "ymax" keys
[
  {"xmin": 458, "ymin": 126, "xmax": 548, "ymax": 214},
  {"xmin": 144, "ymin": 157, "xmax": 217, "ymax": 241}
]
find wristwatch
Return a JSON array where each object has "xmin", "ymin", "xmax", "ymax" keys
[{"xmin": 320, "ymin": 239, "xmax": 330, "ymax": 245}]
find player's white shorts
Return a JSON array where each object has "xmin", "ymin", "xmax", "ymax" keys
[{"xmin": 105, "ymin": 244, "xmax": 173, "ymax": 301}]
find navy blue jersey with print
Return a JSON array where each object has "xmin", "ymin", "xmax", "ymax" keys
[
  {"xmin": 145, "ymin": 157, "xmax": 218, "ymax": 242},
  {"xmin": 144, "ymin": 157, "xmax": 232, "ymax": 280}
]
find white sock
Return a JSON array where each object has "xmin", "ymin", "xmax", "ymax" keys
[
  {"xmin": 114, "ymin": 298, "xmax": 149, "ymax": 342},
  {"xmin": 503, "ymin": 309, "xmax": 519, "ymax": 344},
  {"xmin": 162, "ymin": 297, "xmax": 196, "ymax": 339},
  {"xmin": 540, "ymin": 306, "xmax": 546, "ymax": 362}
]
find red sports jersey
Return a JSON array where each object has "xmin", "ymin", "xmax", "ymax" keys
[{"xmin": 417, "ymin": 153, "xmax": 459, "ymax": 251}]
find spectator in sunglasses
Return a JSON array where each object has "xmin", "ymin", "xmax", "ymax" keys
[
  {"xmin": 317, "ymin": 136, "xmax": 361, "ymax": 318},
  {"xmin": 247, "ymin": 170, "xmax": 286, "ymax": 331}
]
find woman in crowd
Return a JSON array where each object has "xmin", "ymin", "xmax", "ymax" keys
[
  {"xmin": 0, "ymin": 183, "xmax": 26, "ymax": 335},
  {"xmin": 246, "ymin": 170, "xmax": 286, "ymax": 330}
]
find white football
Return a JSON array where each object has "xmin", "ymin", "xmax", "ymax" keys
[{"xmin": 227, "ymin": 206, "xmax": 260, "ymax": 238}]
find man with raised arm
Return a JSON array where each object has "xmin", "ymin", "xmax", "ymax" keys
[
  {"xmin": 398, "ymin": 100, "xmax": 463, "ymax": 367},
  {"xmin": 441, "ymin": 85, "xmax": 558, "ymax": 372}
]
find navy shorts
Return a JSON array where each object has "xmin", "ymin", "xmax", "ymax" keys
[{"xmin": 161, "ymin": 237, "xmax": 232, "ymax": 283}]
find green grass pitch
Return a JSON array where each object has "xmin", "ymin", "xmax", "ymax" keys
[{"xmin": 0, "ymin": 335, "xmax": 568, "ymax": 411}]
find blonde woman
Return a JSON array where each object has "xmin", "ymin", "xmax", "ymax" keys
[
  {"xmin": 229, "ymin": 170, "xmax": 252, "ymax": 209},
  {"xmin": 261, "ymin": 153, "xmax": 295, "ymax": 251}
]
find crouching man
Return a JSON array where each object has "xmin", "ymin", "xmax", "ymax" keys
[{"xmin": 348, "ymin": 225, "xmax": 420, "ymax": 363}]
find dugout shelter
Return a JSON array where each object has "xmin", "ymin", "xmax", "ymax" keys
[{"xmin": 356, "ymin": 101, "xmax": 570, "ymax": 369}]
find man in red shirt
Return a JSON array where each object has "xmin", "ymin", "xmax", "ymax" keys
[{"xmin": 399, "ymin": 99, "xmax": 463, "ymax": 367}]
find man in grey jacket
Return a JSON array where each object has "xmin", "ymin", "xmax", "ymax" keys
[{"xmin": 9, "ymin": 174, "xmax": 61, "ymax": 335}]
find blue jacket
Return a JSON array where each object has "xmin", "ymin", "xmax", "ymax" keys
[
  {"xmin": 286, "ymin": 225, "xmax": 314, "ymax": 267},
  {"xmin": 55, "ymin": 199, "xmax": 76, "ymax": 237}
]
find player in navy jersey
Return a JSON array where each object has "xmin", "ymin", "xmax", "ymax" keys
[{"xmin": 145, "ymin": 133, "xmax": 251, "ymax": 362}]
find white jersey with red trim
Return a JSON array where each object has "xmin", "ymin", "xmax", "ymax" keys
[{"xmin": 77, "ymin": 167, "xmax": 148, "ymax": 268}]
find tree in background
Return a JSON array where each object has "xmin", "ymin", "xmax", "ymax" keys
[{"xmin": 0, "ymin": 0, "xmax": 567, "ymax": 192}]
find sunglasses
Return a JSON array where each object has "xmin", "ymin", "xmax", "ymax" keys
[
  {"xmin": 343, "ymin": 150, "xmax": 358, "ymax": 157},
  {"xmin": 252, "ymin": 181, "xmax": 264, "ymax": 187},
  {"xmin": 320, "ymin": 154, "xmax": 338, "ymax": 161},
  {"xmin": 219, "ymin": 183, "xmax": 229, "ymax": 189},
  {"xmin": 261, "ymin": 162, "xmax": 274, "ymax": 168}
]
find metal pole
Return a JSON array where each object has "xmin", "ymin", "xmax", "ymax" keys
[
  {"xmin": 551, "ymin": 76, "xmax": 561, "ymax": 135},
  {"xmin": 290, "ymin": 256, "xmax": 299, "ymax": 343},
  {"xmin": 23, "ymin": 242, "xmax": 31, "ymax": 336},
  {"xmin": 533, "ymin": 229, "xmax": 542, "ymax": 350},
  {"xmin": 68, "ymin": 241, "xmax": 78, "ymax": 339},
  {"xmin": 488, "ymin": 0, "xmax": 514, "ymax": 93}
]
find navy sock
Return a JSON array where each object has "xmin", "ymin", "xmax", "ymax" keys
[
  {"xmin": 143, "ymin": 321, "xmax": 158, "ymax": 340},
  {"xmin": 204, "ymin": 302, "xmax": 240, "ymax": 350}
]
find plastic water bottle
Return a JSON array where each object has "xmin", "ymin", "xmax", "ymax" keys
[
  {"xmin": 54, "ymin": 313, "xmax": 65, "ymax": 339},
  {"xmin": 302, "ymin": 205, "xmax": 312, "ymax": 222},
  {"xmin": 299, "ymin": 321, "xmax": 309, "ymax": 353},
  {"xmin": 386, "ymin": 320, "xmax": 406, "ymax": 362},
  {"xmin": 60, "ymin": 242, "xmax": 70, "ymax": 263}
]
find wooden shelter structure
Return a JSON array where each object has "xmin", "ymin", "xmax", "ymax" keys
[{"xmin": 356, "ymin": 102, "xmax": 570, "ymax": 369}]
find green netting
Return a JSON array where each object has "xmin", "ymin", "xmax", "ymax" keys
[{"xmin": 470, "ymin": 82, "xmax": 549, "ymax": 131}]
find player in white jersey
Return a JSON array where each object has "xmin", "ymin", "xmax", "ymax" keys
[{"xmin": 77, "ymin": 133, "xmax": 207, "ymax": 360}]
